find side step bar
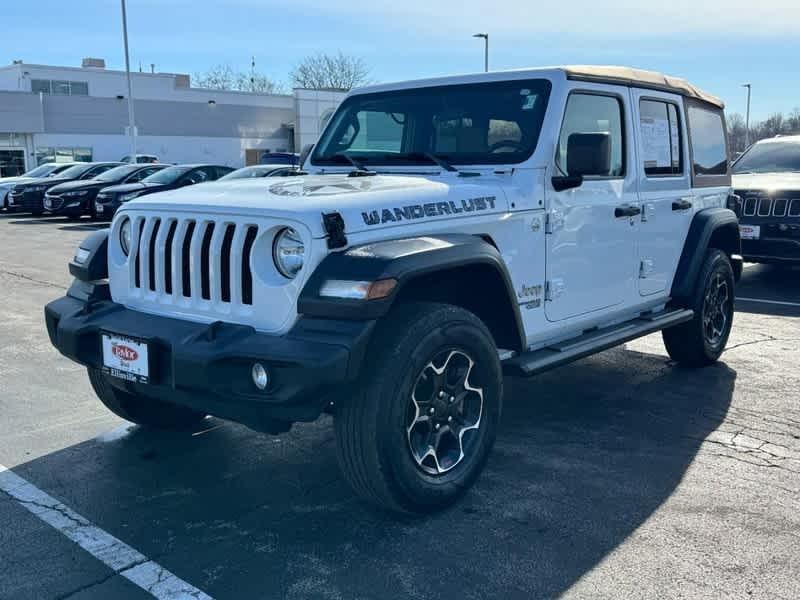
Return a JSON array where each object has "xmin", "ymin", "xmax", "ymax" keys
[{"xmin": 503, "ymin": 309, "xmax": 694, "ymax": 377}]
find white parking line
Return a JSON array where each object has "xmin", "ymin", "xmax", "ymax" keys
[
  {"xmin": 737, "ymin": 297, "xmax": 800, "ymax": 308},
  {"xmin": 0, "ymin": 464, "xmax": 212, "ymax": 600}
]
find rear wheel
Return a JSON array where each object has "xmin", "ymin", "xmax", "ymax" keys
[
  {"xmin": 663, "ymin": 249, "xmax": 734, "ymax": 367},
  {"xmin": 88, "ymin": 368, "xmax": 206, "ymax": 429},
  {"xmin": 335, "ymin": 302, "xmax": 502, "ymax": 514}
]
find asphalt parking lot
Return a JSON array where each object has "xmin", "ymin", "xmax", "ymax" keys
[{"xmin": 1, "ymin": 213, "xmax": 798, "ymax": 600}]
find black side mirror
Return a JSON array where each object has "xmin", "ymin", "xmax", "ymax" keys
[
  {"xmin": 551, "ymin": 175, "xmax": 584, "ymax": 192},
  {"xmin": 298, "ymin": 143, "xmax": 314, "ymax": 168},
  {"xmin": 566, "ymin": 132, "xmax": 611, "ymax": 177}
]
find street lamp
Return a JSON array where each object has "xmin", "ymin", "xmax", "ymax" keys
[
  {"xmin": 473, "ymin": 33, "xmax": 489, "ymax": 73},
  {"xmin": 742, "ymin": 83, "xmax": 752, "ymax": 149},
  {"xmin": 121, "ymin": 0, "xmax": 137, "ymax": 159}
]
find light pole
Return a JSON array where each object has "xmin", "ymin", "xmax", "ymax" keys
[
  {"xmin": 121, "ymin": 0, "xmax": 137, "ymax": 159},
  {"xmin": 473, "ymin": 33, "xmax": 489, "ymax": 72},
  {"xmin": 742, "ymin": 83, "xmax": 752, "ymax": 149}
]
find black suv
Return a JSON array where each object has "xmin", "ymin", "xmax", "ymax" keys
[
  {"xmin": 44, "ymin": 164, "xmax": 166, "ymax": 220},
  {"xmin": 95, "ymin": 164, "xmax": 234, "ymax": 220},
  {"xmin": 9, "ymin": 162, "xmax": 122, "ymax": 216},
  {"xmin": 732, "ymin": 135, "xmax": 800, "ymax": 264}
]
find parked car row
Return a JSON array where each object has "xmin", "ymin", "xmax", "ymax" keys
[{"xmin": 1, "ymin": 162, "xmax": 301, "ymax": 221}]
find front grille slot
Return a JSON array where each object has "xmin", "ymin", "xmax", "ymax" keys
[
  {"xmin": 200, "ymin": 223, "xmax": 215, "ymax": 300},
  {"xmin": 757, "ymin": 198, "xmax": 772, "ymax": 217},
  {"xmin": 134, "ymin": 219, "xmax": 145, "ymax": 288},
  {"xmin": 241, "ymin": 226, "xmax": 258, "ymax": 306},
  {"xmin": 773, "ymin": 198, "xmax": 788, "ymax": 217},
  {"xmin": 181, "ymin": 221, "xmax": 196, "ymax": 297},
  {"xmin": 790, "ymin": 200, "xmax": 800, "ymax": 217},
  {"xmin": 220, "ymin": 224, "xmax": 236, "ymax": 303},
  {"xmin": 147, "ymin": 218, "xmax": 161, "ymax": 291},
  {"xmin": 163, "ymin": 220, "xmax": 178, "ymax": 294}
]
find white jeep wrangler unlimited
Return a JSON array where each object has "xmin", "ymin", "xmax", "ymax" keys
[{"xmin": 46, "ymin": 66, "xmax": 741, "ymax": 514}]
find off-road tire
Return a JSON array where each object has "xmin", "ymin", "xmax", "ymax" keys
[
  {"xmin": 88, "ymin": 368, "xmax": 206, "ymax": 429},
  {"xmin": 663, "ymin": 249, "xmax": 735, "ymax": 367},
  {"xmin": 335, "ymin": 302, "xmax": 502, "ymax": 514}
]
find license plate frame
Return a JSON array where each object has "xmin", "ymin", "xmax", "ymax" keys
[
  {"xmin": 739, "ymin": 224, "xmax": 760, "ymax": 240},
  {"xmin": 101, "ymin": 332, "xmax": 150, "ymax": 384}
]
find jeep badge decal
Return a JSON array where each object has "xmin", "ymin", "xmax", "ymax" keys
[{"xmin": 362, "ymin": 196, "xmax": 497, "ymax": 226}]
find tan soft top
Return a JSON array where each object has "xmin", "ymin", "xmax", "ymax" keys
[{"xmin": 562, "ymin": 65, "xmax": 724, "ymax": 109}]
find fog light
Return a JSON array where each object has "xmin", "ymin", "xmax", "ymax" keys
[{"xmin": 251, "ymin": 363, "xmax": 269, "ymax": 390}]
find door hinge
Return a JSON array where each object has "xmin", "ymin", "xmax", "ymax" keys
[
  {"xmin": 545, "ymin": 210, "xmax": 564, "ymax": 234},
  {"xmin": 545, "ymin": 279, "xmax": 565, "ymax": 301},
  {"xmin": 639, "ymin": 259, "xmax": 655, "ymax": 279}
]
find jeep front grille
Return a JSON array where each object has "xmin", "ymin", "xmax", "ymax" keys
[
  {"xmin": 129, "ymin": 216, "xmax": 258, "ymax": 306},
  {"xmin": 736, "ymin": 191, "xmax": 800, "ymax": 218}
]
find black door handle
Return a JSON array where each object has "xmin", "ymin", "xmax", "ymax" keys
[
  {"xmin": 672, "ymin": 199, "xmax": 693, "ymax": 211},
  {"xmin": 615, "ymin": 205, "xmax": 642, "ymax": 218}
]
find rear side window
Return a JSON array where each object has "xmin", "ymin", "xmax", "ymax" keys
[
  {"xmin": 639, "ymin": 100, "xmax": 683, "ymax": 176},
  {"xmin": 687, "ymin": 105, "xmax": 728, "ymax": 176}
]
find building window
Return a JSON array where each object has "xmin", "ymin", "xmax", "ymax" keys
[
  {"xmin": 36, "ymin": 147, "xmax": 93, "ymax": 165},
  {"xmin": 30, "ymin": 79, "xmax": 89, "ymax": 96}
]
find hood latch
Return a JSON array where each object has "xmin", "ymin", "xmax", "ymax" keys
[{"xmin": 322, "ymin": 212, "xmax": 348, "ymax": 249}]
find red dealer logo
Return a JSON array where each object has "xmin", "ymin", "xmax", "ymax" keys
[{"xmin": 112, "ymin": 344, "xmax": 139, "ymax": 362}]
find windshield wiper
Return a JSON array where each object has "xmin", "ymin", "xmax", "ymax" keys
[
  {"xmin": 415, "ymin": 152, "xmax": 458, "ymax": 172},
  {"xmin": 330, "ymin": 153, "xmax": 376, "ymax": 177}
]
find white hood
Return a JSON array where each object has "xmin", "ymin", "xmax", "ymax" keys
[
  {"xmin": 125, "ymin": 173, "xmax": 508, "ymax": 238},
  {"xmin": 733, "ymin": 172, "xmax": 800, "ymax": 192}
]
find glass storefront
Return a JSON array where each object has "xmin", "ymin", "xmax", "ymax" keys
[
  {"xmin": 35, "ymin": 147, "xmax": 93, "ymax": 165},
  {"xmin": 0, "ymin": 133, "xmax": 27, "ymax": 177}
]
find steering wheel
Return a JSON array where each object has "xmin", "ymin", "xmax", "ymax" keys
[{"xmin": 489, "ymin": 140, "xmax": 525, "ymax": 153}]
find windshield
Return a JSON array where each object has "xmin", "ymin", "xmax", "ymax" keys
[
  {"xmin": 312, "ymin": 79, "xmax": 552, "ymax": 167},
  {"xmin": 95, "ymin": 165, "xmax": 141, "ymax": 182},
  {"xmin": 142, "ymin": 166, "xmax": 190, "ymax": 184},
  {"xmin": 23, "ymin": 164, "xmax": 59, "ymax": 178},
  {"xmin": 733, "ymin": 141, "xmax": 800, "ymax": 174},
  {"xmin": 220, "ymin": 166, "xmax": 276, "ymax": 180},
  {"xmin": 57, "ymin": 163, "xmax": 94, "ymax": 178}
]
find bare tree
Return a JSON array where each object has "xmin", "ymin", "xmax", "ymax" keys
[
  {"xmin": 726, "ymin": 112, "xmax": 747, "ymax": 154},
  {"xmin": 194, "ymin": 63, "xmax": 283, "ymax": 94},
  {"xmin": 290, "ymin": 52, "xmax": 371, "ymax": 91},
  {"xmin": 194, "ymin": 64, "xmax": 237, "ymax": 90}
]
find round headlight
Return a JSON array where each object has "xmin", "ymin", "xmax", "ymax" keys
[
  {"xmin": 273, "ymin": 227, "xmax": 305, "ymax": 278},
  {"xmin": 120, "ymin": 218, "xmax": 132, "ymax": 256}
]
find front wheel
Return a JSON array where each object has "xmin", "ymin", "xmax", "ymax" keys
[
  {"xmin": 663, "ymin": 249, "xmax": 735, "ymax": 367},
  {"xmin": 335, "ymin": 302, "xmax": 502, "ymax": 514},
  {"xmin": 88, "ymin": 368, "xmax": 206, "ymax": 429}
]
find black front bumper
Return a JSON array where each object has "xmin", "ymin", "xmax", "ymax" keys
[
  {"xmin": 45, "ymin": 195, "xmax": 89, "ymax": 216},
  {"xmin": 45, "ymin": 284, "xmax": 375, "ymax": 428},
  {"xmin": 741, "ymin": 227, "xmax": 800, "ymax": 264},
  {"xmin": 16, "ymin": 189, "xmax": 46, "ymax": 213},
  {"xmin": 94, "ymin": 196, "xmax": 120, "ymax": 220}
]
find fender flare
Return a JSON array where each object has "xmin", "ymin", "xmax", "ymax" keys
[
  {"xmin": 671, "ymin": 207, "xmax": 741, "ymax": 301},
  {"xmin": 298, "ymin": 234, "xmax": 526, "ymax": 351}
]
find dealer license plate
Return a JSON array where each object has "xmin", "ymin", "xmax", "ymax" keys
[
  {"xmin": 739, "ymin": 225, "xmax": 760, "ymax": 240},
  {"xmin": 102, "ymin": 333, "xmax": 149, "ymax": 383}
]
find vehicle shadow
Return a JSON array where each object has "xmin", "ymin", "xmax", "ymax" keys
[
  {"xmin": 736, "ymin": 264, "xmax": 800, "ymax": 317},
  {"xmin": 10, "ymin": 346, "xmax": 735, "ymax": 599}
]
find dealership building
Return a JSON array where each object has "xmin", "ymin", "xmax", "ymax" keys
[{"xmin": 0, "ymin": 58, "xmax": 345, "ymax": 176}]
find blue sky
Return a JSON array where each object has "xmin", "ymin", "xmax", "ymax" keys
[{"xmin": 2, "ymin": 0, "xmax": 797, "ymax": 120}]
